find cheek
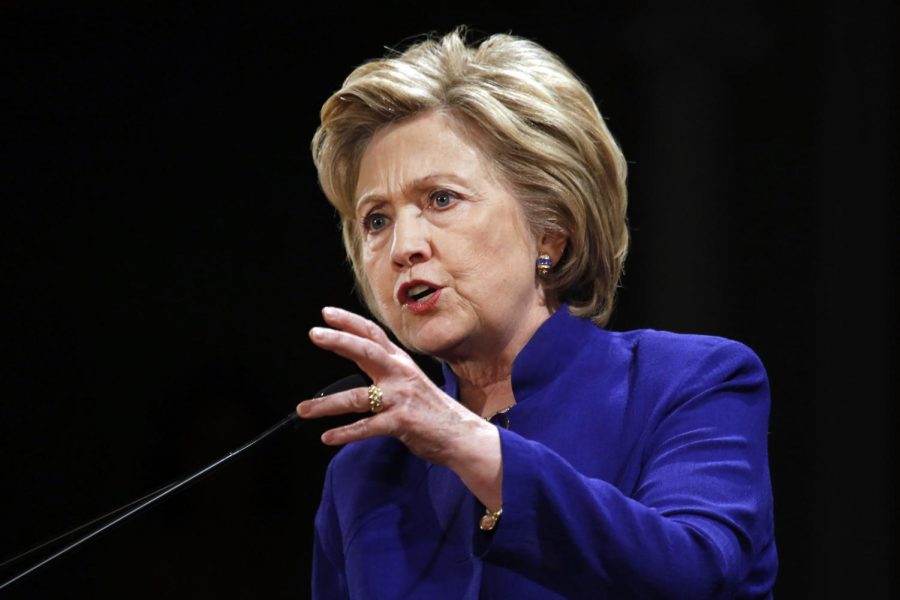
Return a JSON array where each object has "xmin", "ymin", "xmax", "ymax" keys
[
  {"xmin": 483, "ymin": 228, "xmax": 537, "ymax": 295},
  {"xmin": 474, "ymin": 212, "xmax": 534, "ymax": 266},
  {"xmin": 445, "ymin": 227, "xmax": 533, "ymax": 296},
  {"xmin": 361, "ymin": 252, "xmax": 393, "ymax": 303}
]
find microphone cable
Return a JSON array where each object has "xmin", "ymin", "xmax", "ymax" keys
[{"xmin": 0, "ymin": 373, "xmax": 366, "ymax": 591}]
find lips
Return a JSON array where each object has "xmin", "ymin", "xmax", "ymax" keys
[{"xmin": 397, "ymin": 280, "xmax": 443, "ymax": 314}]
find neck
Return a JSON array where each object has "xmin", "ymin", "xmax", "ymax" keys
[
  {"xmin": 440, "ymin": 296, "xmax": 557, "ymax": 417},
  {"xmin": 446, "ymin": 305, "xmax": 553, "ymax": 417},
  {"xmin": 451, "ymin": 362, "xmax": 516, "ymax": 418}
]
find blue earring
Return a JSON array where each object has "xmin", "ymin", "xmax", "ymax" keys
[{"xmin": 536, "ymin": 253, "xmax": 553, "ymax": 277}]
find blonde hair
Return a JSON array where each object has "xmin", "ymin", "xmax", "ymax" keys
[{"xmin": 312, "ymin": 28, "xmax": 629, "ymax": 326}]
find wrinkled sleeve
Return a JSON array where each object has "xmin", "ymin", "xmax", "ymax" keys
[
  {"xmin": 312, "ymin": 461, "xmax": 349, "ymax": 600},
  {"xmin": 471, "ymin": 341, "xmax": 776, "ymax": 599}
]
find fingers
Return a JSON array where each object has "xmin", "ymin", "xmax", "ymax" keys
[
  {"xmin": 295, "ymin": 389, "xmax": 388, "ymax": 447},
  {"xmin": 297, "ymin": 387, "xmax": 371, "ymax": 418},
  {"xmin": 309, "ymin": 327, "xmax": 392, "ymax": 377},
  {"xmin": 320, "ymin": 416, "xmax": 381, "ymax": 446},
  {"xmin": 303, "ymin": 306, "xmax": 421, "ymax": 448},
  {"xmin": 321, "ymin": 306, "xmax": 395, "ymax": 353},
  {"xmin": 295, "ymin": 385, "xmax": 389, "ymax": 446}
]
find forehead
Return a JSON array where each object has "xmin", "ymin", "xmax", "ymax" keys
[{"xmin": 354, "ymin": 112, "xmax": 493, "ymax": 202}]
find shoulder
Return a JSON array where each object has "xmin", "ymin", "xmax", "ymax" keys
[
  {"xmin": 549, "ymin": 308, "xmax": 765, "ymax": 379},
  {"xmin": 608, "ymin": 327, "xmax": 766, "ymax": 380},
  {"xmin": 534, "ymin": 310, "xmax": 768, "ymax": 402},
  {"xmin": 591, "ymin": 327, "xmax": 770, "ymax": 418}
]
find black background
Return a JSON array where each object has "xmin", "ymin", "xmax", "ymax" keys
[{"xmin": 2, "ymin": 2, "xmax": 896, "ymax": 598}]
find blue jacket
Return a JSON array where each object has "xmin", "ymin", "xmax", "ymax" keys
[{"xmin": 313, "ymin": 307, "xmax": 777, "ymax": 598}]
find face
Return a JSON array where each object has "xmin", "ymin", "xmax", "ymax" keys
[{"xmin": 354, "ymin": 111, "xmax": 555, "ymax": 364}]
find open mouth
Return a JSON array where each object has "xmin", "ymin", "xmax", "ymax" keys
[
  {"xmin": 407, "ymin": 284, "xmax": 437, "ymax": 302},
  {"xmin": 398, "ymin": 281, "xmax": 442, "ymax": 311}
]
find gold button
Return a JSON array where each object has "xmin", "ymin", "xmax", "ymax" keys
[{"xmin": 479, "ymin": 507, "xmax": 503, "ymax": 532}]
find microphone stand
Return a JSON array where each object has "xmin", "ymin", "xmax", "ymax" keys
[{"xmin": 0, "ymin": 373, "xmax": 365, "ymax": 591}]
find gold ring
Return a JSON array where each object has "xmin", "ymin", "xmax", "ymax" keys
[{"xmin": 368, "ymin": 385, "xmax": 384, "ymax": 413}]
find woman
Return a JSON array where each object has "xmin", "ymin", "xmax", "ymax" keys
[{"xmin": 296, "ymin": 29, "xmax": 776, "ymax": 599}]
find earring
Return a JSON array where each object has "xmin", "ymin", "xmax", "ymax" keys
[{"xmin": 536, "ymin": 253, "xmax": 553, "ymax": 277}]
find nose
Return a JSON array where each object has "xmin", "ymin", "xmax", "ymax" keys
[{"xmin": 390, "ymin": 208, "xmax": 432, "ymax": 268}]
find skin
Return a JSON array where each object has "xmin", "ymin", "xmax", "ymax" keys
[{"xmin": 297, "ymin": 111, "xmax": 566, "ymax": 512}]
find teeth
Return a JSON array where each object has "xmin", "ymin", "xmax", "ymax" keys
[{"xmin": 405, "ymin": 283, "xmax": 437, "ymax": 302}]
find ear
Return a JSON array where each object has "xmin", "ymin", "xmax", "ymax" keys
[{"xmin": 539, "ymin": 231, "xmax": 568, "ymax": 264}]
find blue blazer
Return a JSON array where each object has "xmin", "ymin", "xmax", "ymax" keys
[{"xmin": 313, "ymin": 306, "xmax": 777, "ymax": 598}]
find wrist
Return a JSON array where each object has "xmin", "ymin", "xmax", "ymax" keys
[{"xmin": 446, "ymin": 416, "xmax": 503, "ymax": 511}]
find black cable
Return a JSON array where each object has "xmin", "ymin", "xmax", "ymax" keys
[
  {"xmin": 0, "ymin": 479, "xmax": 179, "ymax": 570},
  {"xmin": 0, "ymin": 373, "xmax": 366, "ymax": 591}
]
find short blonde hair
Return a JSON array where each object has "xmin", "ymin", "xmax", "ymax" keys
[{"xmin": 312, "ymin": 28, "xmax": 629, "ymax": 326}]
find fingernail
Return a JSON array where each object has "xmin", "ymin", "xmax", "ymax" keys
[
  {"xmin": 298, "ymin": 402, "xmax": 310, "ymax": 417},
  {"xmin": 322, "ymin": 306, "xmax": 335, "ymax": 318},
  {"xmin": 321, "ymin": 432, "xmax": 331, "ymax": 444},
  {"xmin": 310, "ymin": 327, "xmax": 326, "ymax": 340}
]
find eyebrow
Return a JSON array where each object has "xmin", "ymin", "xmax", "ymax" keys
[{"xmin": 355, "ymin": 173, "xmax": 473, "ymax": 214}]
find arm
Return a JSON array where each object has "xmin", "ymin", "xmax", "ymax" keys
[{"xmin": 472, "ymin": 341, "xmax": 776, "ymax": 599}]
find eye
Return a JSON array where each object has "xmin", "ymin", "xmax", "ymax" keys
[
  {"xmin": 362, "ymin": 212, "xmax": 390, "ymax": 233},
  {"xmin": 429, "ymin": 189, "xmax": 458, "ymax": 209}
]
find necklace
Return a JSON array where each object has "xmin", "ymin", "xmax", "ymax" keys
[{"xmin": 483, "ymin": 405, "xmax": 514, "ymax": 429}]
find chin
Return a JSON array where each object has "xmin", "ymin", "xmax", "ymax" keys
[
  {"xmin": 398, "ymin": 328, "xmax": 457, "ymax": 357},
  {"xmin": 394, "ymin": 315, "xmax": 468, "ymax": 358}
]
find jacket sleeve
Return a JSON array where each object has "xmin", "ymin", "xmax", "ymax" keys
[
  {"xmin": 471, "ymin": 340, "xmax": 776, "ymax": 599},
  {"xmin": 312, "ymin": 462, "xmax": 350, "ymax": 600}
]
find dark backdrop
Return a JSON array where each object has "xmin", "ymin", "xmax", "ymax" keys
[{"xmin": 2, "ymin": 2, "xmax": 896, "ymax": 598}]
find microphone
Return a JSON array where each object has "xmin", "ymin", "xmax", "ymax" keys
[{"xmin": 0, "ymin": 373, "xmax": 367, "ymax": 591}]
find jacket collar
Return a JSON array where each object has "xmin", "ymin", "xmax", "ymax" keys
[{"xmin": 440, "ymin": 305, "xmax": 604, "ymax": 403}]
